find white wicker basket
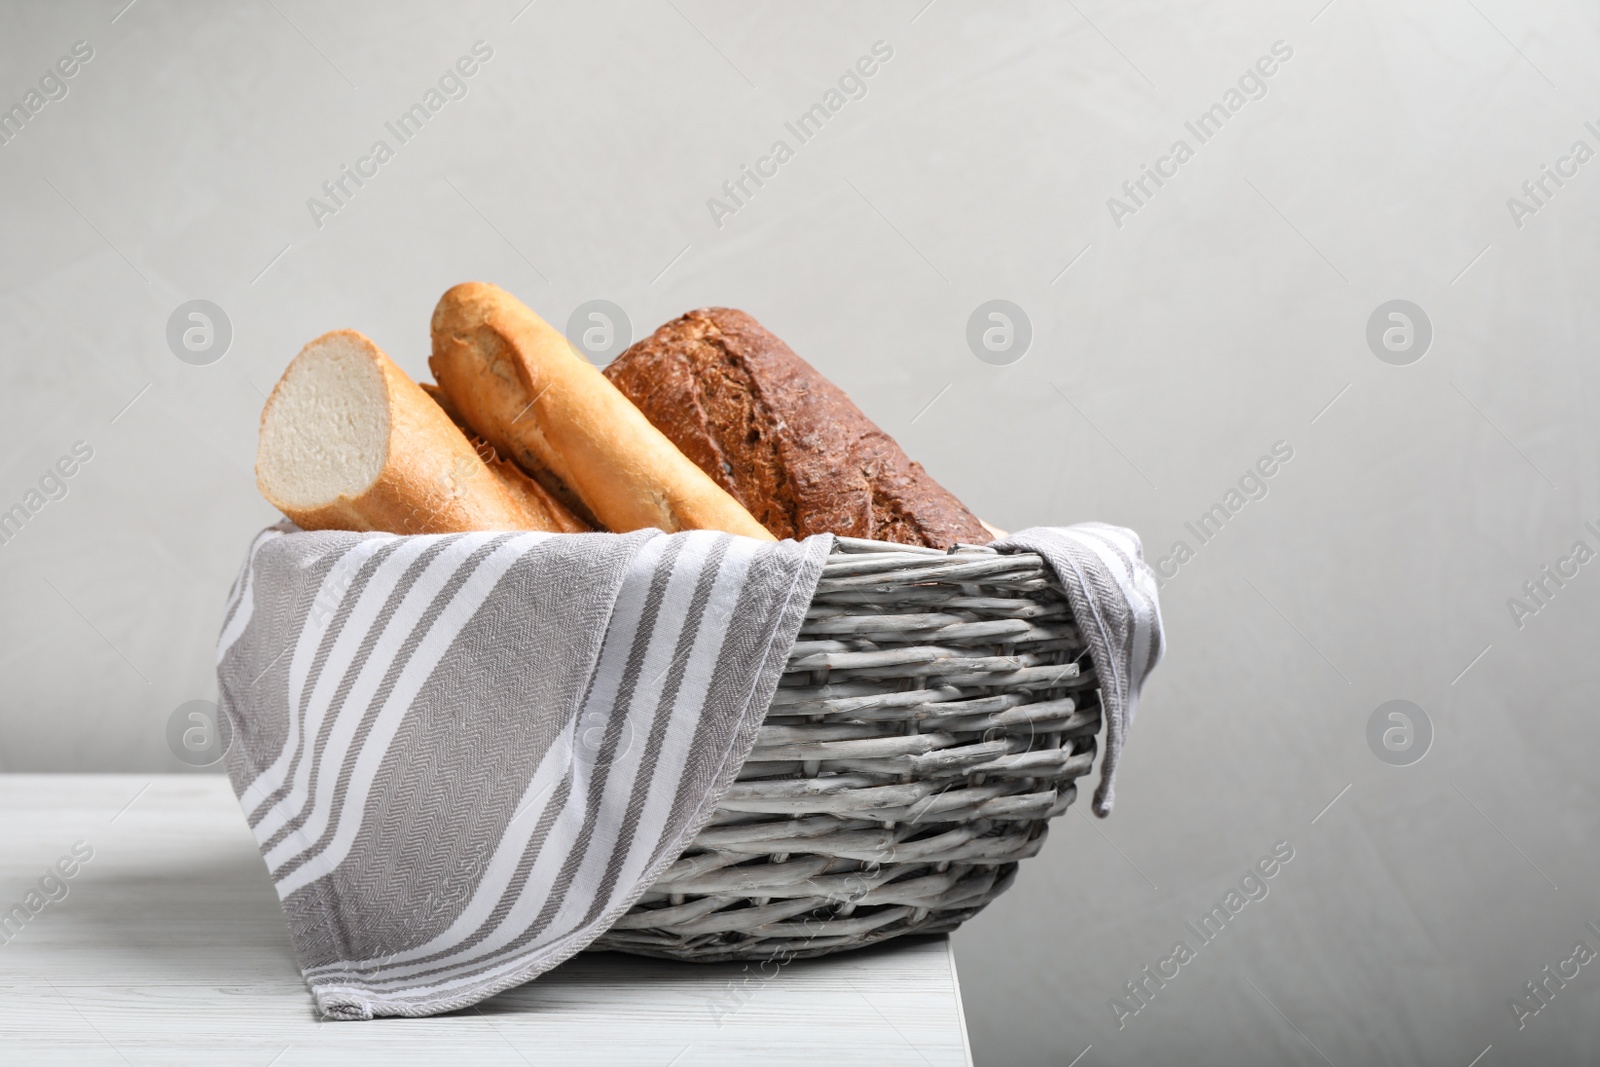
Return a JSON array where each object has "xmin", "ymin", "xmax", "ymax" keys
[{"xmin": 591, "ymin": 535, "xmax": 1098, "ymax": 962}]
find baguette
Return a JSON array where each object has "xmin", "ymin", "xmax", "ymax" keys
[
  {"xmin": 420, "ymin": 381, "xmax": 590, "ymax": 533},
  {"xmin": 428, "ymin": 282, "xmax": 774, "ymax": 540},
  {"xmin": 256, "ymin": 329, "xmax": 584, "ymax": 535}
]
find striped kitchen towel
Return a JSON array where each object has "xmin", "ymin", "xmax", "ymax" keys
[
  {"xmin": 993, "ymin": 524, "xmax": 1164, "ymax": 818},
  {"xmin": 216, "ymin": 523, "xmax": 831, "ymax": 1020},
  {"xmin": 215, "ymin": 521, "xmax": 1161, "ymax": 1019}
]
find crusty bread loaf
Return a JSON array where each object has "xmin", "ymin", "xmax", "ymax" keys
[
  {"xmin": 428, "ymin": 282, "xmax": 774, "ymax": 540},
  {"xmin": 604, "ymin": 308, "xmax": 991, "ymax": 548},
  {"xmin": 256, "ymin": 329, "xmax": 585, "ymax": 535},
  {"xmin": 419, "ymin": 381, "xmax": 590, "ymax": 533}
]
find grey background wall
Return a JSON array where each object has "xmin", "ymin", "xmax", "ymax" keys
[{"xmin": 2, "ymin": 0, "xmax": 1597, "ymax": 1063}]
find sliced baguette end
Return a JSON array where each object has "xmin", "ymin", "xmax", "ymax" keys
[
  {"xmin": 256, "ymin": 329, "xmax": 391, "ymax": 528},
  {"xmin": 256, "ymin": 328, "xmax": 575, "ymax": 535}
]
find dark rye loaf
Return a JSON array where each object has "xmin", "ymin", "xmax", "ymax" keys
[{"xmin": 604, "ymin": 307, "xmax": 989, "ymax": 548}]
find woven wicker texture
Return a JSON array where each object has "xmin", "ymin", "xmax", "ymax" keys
[{"xmin": 592, "ymin": 536, "xmax": 1098, "ymax": 962}]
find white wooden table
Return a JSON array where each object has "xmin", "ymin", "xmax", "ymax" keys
[{"xmin": 0, "ymin": 775, "xmax": 972, "ymax": 1065}]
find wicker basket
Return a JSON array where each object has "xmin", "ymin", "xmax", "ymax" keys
[{"xmin": 590, "ymin": 535, "xmax": 1099, "ymax": 962}]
